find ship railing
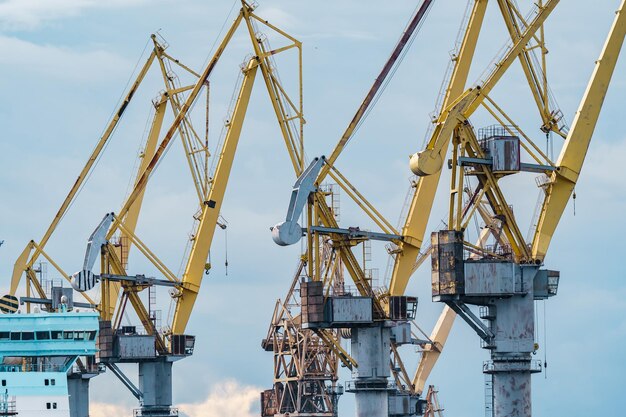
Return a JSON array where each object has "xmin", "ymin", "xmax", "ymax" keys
[{"xmin": 0, "ymin": 363, "xmax": 65, "ymax": 372}]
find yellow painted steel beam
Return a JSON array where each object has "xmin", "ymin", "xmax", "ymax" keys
[
  {"xmin": 315, "ymin": 328, "xmax": 357, "ymax": 370},
  {"xmin": 496, "ymin": 0, "xmax": 554, "ymax": 129},
  {"xmin": 327, "ymin": 167, "xmax": 398, "ymax": 236},
  {"xmin": 103, "ymin": 94, "xmax": 169, "ymax": 314},
  {"xmin": 153, "ymin": 36, "xmax": 207, "ymax": 203},
  {"xmin": 111, "ymin": 13, "xmax": 244, "ymax": 233},
  {"xmin": 25, "ymin": 269, "xmax": 47, "ymax": 301},
  {"xmin": 248, "ymin": 10, "xmax": 305, "ymax": 172},
  {"xmin": 459, "ymin": 124, "xmax": 529, "ymax": 259},
  {"xmin": 29, "ymin": 242, "xmax": 96, "ymax": 306},
  {"xmin": 413, "ymin": 306, "xmax": 455, "ymax": 395},
  {"xmin": 10, "ymin": 242, "xmax": 34, "ymax": 295},
  {"xmin": 244, "ymin": 6, "xmax": 305, "ymax": 175},
  {"xmin": 390, "ymin": 342, "xmax": 415, "ymax": 394},
  {"xmin": 465, "ymin": 0, "xmax": 559, "ymax": 113},
  {"xmin": 116, "ymin": 220, "xmax": 179, "ymax": 283},
  {"xmin": 532, "ymin": 0, "xmax": 626, "ymax": 260},
  {"xmin": 389, "ymin": 0, "xmax": 489, "ymax": 296},
  {"xmin": 161, "ymin": 50, "xmax": 201, "ymax": 78},
  {"xmin": 115, "ymin": 94, "xmax": 167, "ymax": 244},
  {"xmin": 9, "ymin": 52, "xmax": 157, "ymax": 296},
  {"xmin": 169, "ymin": 3, "xmax": 305, "ymax": 334},
  {"xmin": 171, "ymin": 60, "xmax": 259, "ymax": 334},
  {"xmin": 398, "ymin": 0, "xmax": 558, "ymax": 292},
  {"xmin": 480, "ymin": 94, "xmax": 554, "ymax": 167},
  {"xmin": 411, "ymin": 0, "xmax": 559, "ymax": 178}
]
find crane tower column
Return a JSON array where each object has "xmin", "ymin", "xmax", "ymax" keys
[
  {"xmin": 350, "ymin": 324, "xmax": 391, "ymax": 417},
  {"xmin": 138, "ymin": 358, "xmax": 174, "ymax": 417},
  {"xmin": 431, "ymin": 230, "xmax": 558, "ymax": 417},
  {"xmin": 484, "ymin": 288, "xmax": 538, "ymax": 417}
]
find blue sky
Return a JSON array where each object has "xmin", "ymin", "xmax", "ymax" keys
[{"xmin": 0, "ymin": 1, "xmax": 625, "ymax": 416}]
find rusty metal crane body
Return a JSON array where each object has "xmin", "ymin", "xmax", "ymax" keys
[
  {"xmin": 267, "ymin": 1, "xmax": 625, "ymax": 417},
  {"xmin": 266, "ymin": 2, "xmax": 438, "ymax": 417}
]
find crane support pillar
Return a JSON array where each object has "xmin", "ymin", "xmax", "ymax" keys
[
  {"xmin": 431, "ymin": 230, "xmax": 559, "ymax": 417},
  {"xmin": 139, "ymin": 358, "xmax": 175, "ymax": 417},
  {"xmin": 68, "ymin": 373, "xmax": 95, "ymax": 417},
  {"xmin": 484, "ymin": 291, "xmax": 538, "ymax": 417},
  {"xmin": 350, "ymin": 325, "xmax": 391, "ymax": 417}
]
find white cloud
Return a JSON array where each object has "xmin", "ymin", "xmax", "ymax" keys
[
  {"xmin": 0, "ymin": 35, "xmax": 129, "ymax": 81},
  {"xmin": 0, "ymin": 0, "xmax": 148, "ymax": 30},
  {"xmin": 89, "ymin": 380, "xmax": 260, "ymax": 417},
  {"xmin": 90, "ymin": 401, "xmax": 133, "ymax": 417},
  {"xmin": 178, "ymin": 380, "xmax": 260, "ymax": 417}
]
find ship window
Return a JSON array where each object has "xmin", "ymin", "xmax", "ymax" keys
[
  {"xmin": 51, "ymin": 331, "xmax": 62, "ymax": 339},
  {"xmin": 88, "ymin": 331, "xmax": 97, "ymax": 341},
  {"xmin": 10, "ymin": 332, "xmax": 20, "ymax": 341},
  {"xmin": 74, "ymin": 331, "xmax": 85, "ymax": 340},
  {"xmin": 45, "ymin": 379, "xmax": 49, "ymax": 386},
  {"xmin": 46, "ymin": 402, "xmax": 51, "ymax": 409},
  {"xmin": 0, "ymin": 332, "xmax": 9, "ymax": 340},
  {"xmin": 51, "ymin": 379, "xmax": 55, "ymax": 386},
  {"xmin": 36, "ymin": 331, "xmax": 50, "ymax": 340},
  {"xmin": 53, "ymin": 402, "xmax": 57, "ymax": 409},
  {"xmin": 22, "ymin": 331, "xmax": 34, "ymax": 341},
  {"xmin": 1, "ymin": 380, "xmax": 5, "ymax": 386},
  {"xmin": 63, "ymin": 331, "xmax": 73, "ymax": 340}
]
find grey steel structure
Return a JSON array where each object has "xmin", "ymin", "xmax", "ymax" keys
[
  {"xmin": 431, "ymin": 230, "xmax": 558, "ymax": 417},
  {"xmin": 301, "ymin": 282, "xmax": 424, "ymax": 417},
  {"xmin": 97, "ymin": 321, "xmax": 194, "ymax": 417},
  {"xmin": 68, "ymin": 360, "xmax": 100, "ymax": 417}
]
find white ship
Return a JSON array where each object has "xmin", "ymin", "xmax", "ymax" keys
[{"xmin": 0, "ymin": 311, "xmax": 99, "ymax": 417}]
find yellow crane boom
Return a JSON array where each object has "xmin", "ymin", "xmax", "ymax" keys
[
  {"xmin": 389, "ymin": 0, "xmax": 489, "ymax": 298},
  {"xmin": 532, "ymin": 0, "xmax": 626, "ymax": 259},
  {"xmin": 409, "ymin": 0, "xmax": 624, "ymax": 395},
  {"xmin": 172, "ymin": 59, "xmax": 259, "ymax": 333},
  {"xmin": 10, "ymin": 50, "xmax": 158, "ymax": 296},
  {"xmin": 8, "ymin": 1, "xmax": 306, "ymax": 343}
]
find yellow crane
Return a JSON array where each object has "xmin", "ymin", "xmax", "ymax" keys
[
  {"xmin": 5, "ymin": 2, "xmax": 305, "ymax": 415},
  {"xmin": 266, "ymin": 2, "xmax": 448, "ymax": 416},
  {"xmin": 406, "ymin": 0, "xmax": 550, "ymax": 392},
  {"xmin": 267, "ymin": 2, "xmax": 623, "ymax": 417},
  {"xmin": 269, "ymin": 0, "xmax": 560, "ymax": 405},
  {"xmin": 407, "ymin": 1, "xmax": 625, "ymax": 415}
]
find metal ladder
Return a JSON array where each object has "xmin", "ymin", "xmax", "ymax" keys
[{"xmin": 484, "ymin": 374, "xmax": 494, "ymax": 417}]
